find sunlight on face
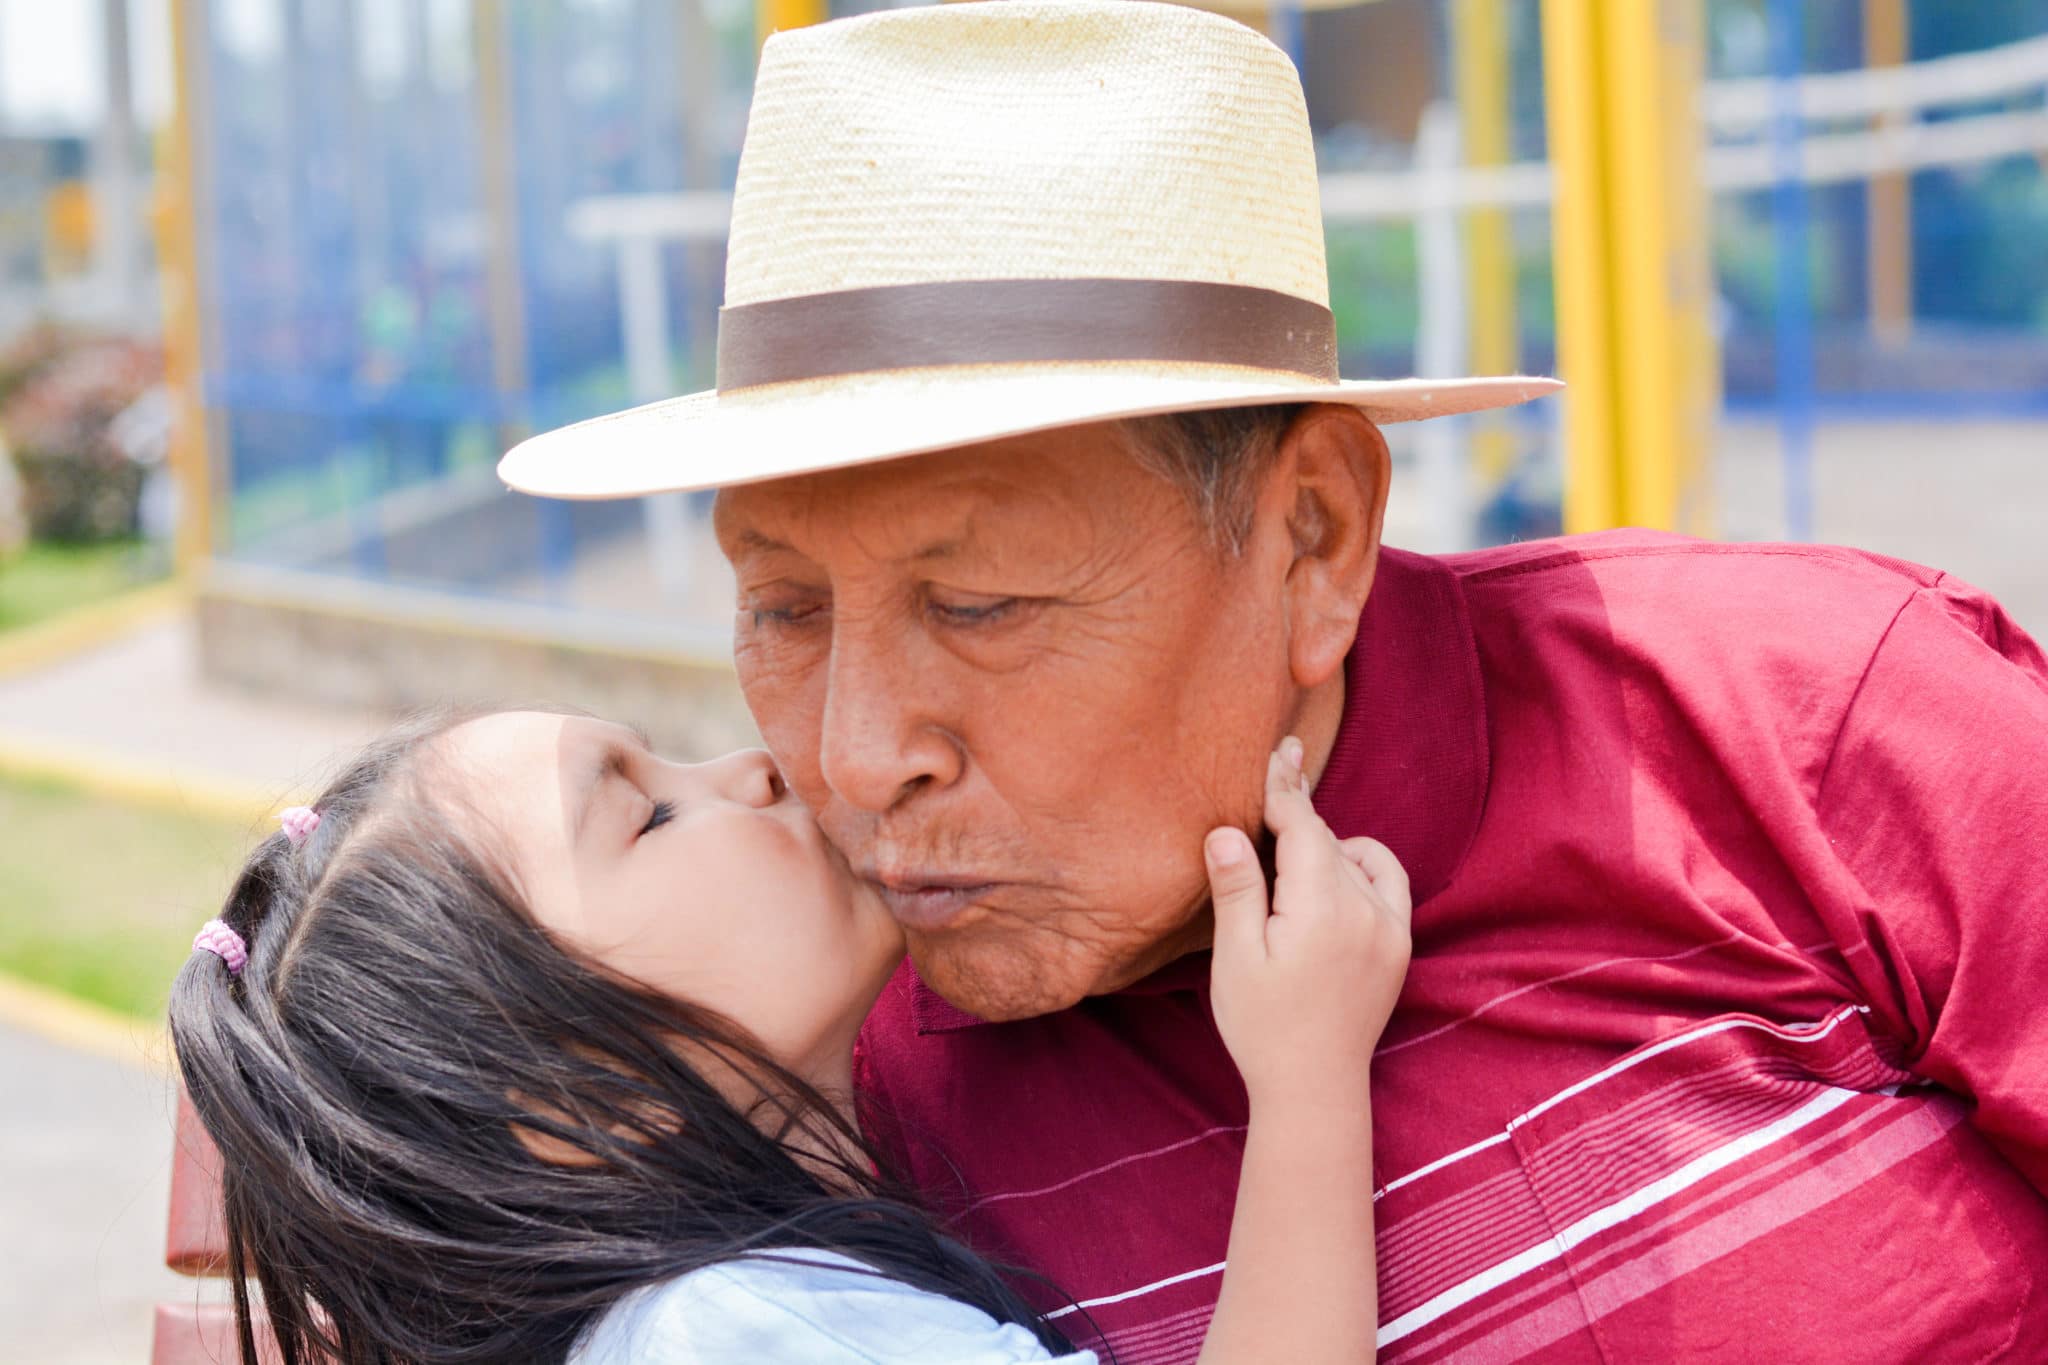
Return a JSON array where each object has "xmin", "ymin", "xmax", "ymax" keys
[
  {"xmin": 433, "ymin": 712, "xmax": 902, "ymax": 1092},
  {"xmin": 716, "ymin": 424, "xmax": 1302, "ymax": 1021}
]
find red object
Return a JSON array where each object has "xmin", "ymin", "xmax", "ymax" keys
[
  {"xmin": 858, "ymin": 532, "xmax": 2048, "ymax": 1364},
  {"xmin": 150, "ymin": 1303, "xmax": 278, "ymax": 1365},
  {"xmin": 149, "ymin": 1304, "xmax": 235, "ymax": 1365},
  {"xmin": 164, "ymin": 1088, "xmax": 229, "ymax": 1275},
  {"xmin": 153, "ymin": 1089, "xmax": 282, "ymax": 1364}
]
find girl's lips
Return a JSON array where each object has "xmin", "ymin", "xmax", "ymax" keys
[{"xmin": 873, "ymin": 881, "xmax": 996, "ymax": 931}]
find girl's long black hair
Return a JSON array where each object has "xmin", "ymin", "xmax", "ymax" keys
[{"xmin": 168, "ymin": 708, "xmax": 1076, "ymax": 1365}]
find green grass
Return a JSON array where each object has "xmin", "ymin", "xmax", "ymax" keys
[
  {"xmin": 0, "ymin": 539, "xmax": 166, "ymax": 634},
  {"xmin": 0, "ymin": 772, "xmax": 259, "ymax": 1020}
]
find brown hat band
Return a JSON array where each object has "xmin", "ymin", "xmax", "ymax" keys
[{"xmin": 715, "ymin": 278, "xmax": 1339, "ymax": 391}]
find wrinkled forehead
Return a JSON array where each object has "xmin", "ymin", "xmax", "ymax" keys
[{"xmin": 711, "ymin": 425, "xmax": 1160, "ymax": 567}]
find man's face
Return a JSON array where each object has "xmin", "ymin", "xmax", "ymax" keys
[{"xmin": 714, "ymin": 422, "xmax": 1302, "ymax": 1020}]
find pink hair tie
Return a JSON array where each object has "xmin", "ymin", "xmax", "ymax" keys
[
  {"xmin": 193, "ymin": 919, "xmax": 249, "ymax": 975},
  {"xmin": 279, "ymin": 806, "xmax": 321, "ymax": 846}
]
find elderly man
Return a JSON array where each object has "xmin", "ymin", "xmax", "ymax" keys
[{"xmin": 503, "ymin": 2, "xmax": 2048, "ymax": 1360}]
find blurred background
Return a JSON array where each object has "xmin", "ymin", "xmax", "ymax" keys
[{"xmin": 0, "ymin": 1, "xmax": 2044, "ymax": 1360}]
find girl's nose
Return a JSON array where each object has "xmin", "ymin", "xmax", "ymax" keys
[{"xmin": 686, "ymin": 748, "xmax": 787, "ymax": 808}]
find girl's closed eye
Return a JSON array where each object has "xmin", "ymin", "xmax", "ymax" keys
[{"xmin": 641, "ymin": 800, "xmax": 676, "ymax": 836}]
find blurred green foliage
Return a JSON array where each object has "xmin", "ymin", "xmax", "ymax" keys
[
  {"xmin": 0, "ymin": 773, "xmax": 254, "ymax": 1020},
  {"xmin": 0, "ymin": 539, "xmax": 160, "ymax": 634}
]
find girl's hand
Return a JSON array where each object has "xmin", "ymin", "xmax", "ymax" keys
[{"xmin": 1205, "ymin": 737, "xmax": 1413, "ymax": 1110}]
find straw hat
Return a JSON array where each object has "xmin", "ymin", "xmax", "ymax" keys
[{"xmin": 499, "ymin": 0, "xmax": 1559, "ymax": 501}]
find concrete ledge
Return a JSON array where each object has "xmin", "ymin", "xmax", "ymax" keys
[
  {"xmin": 0, "ymin": 579, "xmax": 188, "ymax": 681},
  {"xmin": 0, "ymin": 969, "xmax": 167, "ymax": 1073},
  {"xmin": 196, "ymin": 562, "xmax": 758, "ymax": 758},
  {"xmin": 0, "ymin": 727, "xmax": 278, "ymax": 824}
]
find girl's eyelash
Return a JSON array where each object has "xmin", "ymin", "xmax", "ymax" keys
[{"xmin": 641, "ymin": 800, "xmax": 676, "ymax": 836}]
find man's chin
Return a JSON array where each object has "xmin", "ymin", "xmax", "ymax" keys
[
  {"xmin": 905, "ymin": 937, "xmax": 1094, "ymax": 1023},
  {"xmin": 903, "ymin": 906, "xmax": 1214, "ymax": 1022}
]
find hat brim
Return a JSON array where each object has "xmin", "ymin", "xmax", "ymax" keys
[{"xmin": 498, "ymin": 361, "xmax": 1562, "ymax": 501}]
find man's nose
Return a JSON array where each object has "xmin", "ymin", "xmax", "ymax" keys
[
  {"xmin": 817, "ymin": 625, "xmax": 963, "ymax": 813},
  {"xmin": 682, "ymin": 748, "xmax": 785, "ymax": 808}
]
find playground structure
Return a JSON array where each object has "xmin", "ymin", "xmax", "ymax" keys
[{"xmin": 94, "ymin": 0, "xmax": 2048, "ymax": 712}]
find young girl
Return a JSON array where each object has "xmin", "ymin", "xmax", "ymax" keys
[{"xmin": 170, "ymin": 705, "xmax": 1410, "ymax": 1365}]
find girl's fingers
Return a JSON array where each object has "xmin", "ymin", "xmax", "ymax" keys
[
  {"xmin": 1266, "ymin": 742, "xmax": 1337, "ymax": 890},
  {"xmin": 1263, "ymin": 741, "xmax": 1324, "ymax": 832},
  {"xmin": 1206, "ymin": 826, "xmax": 1271, "ymax": 962},
  {"xmin": 1341, "ymin": 836, "xmax": 1412, "ymax": 924}
]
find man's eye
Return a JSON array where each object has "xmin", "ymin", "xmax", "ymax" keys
[
  {"xmin": 640, "ymin": 800, "xmax": 676, "ymax": 836},
  {"xmin": 746, "ymin": 602, "xmax": 824, "ymax": 628},
  {"xmin": 928, "ymin": 595, "xmax": 1021, "ymax": 625}
]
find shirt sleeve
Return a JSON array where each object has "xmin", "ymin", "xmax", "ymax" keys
[
  {"xmin": 571, "ymin": 1250, "xmax": 1100, "ymax": 1365},
  {"xmin": 1812, "ymin": 578, "xmax": 2048, "ymax": 1191}
]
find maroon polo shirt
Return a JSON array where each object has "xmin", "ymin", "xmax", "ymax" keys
[{"xmin": 855, "ymin": 531, "xmax": 2048, "ymax": 1363}]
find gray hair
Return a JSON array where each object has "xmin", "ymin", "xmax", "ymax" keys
[{"xmin": 1117, "ymin": 403, "xmax": 1303, "ymax": 553}]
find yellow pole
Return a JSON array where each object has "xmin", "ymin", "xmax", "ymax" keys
[
  {"xmin": 1865, "ymin": 0, "xmax": 1911, "ymax": 347},
  {"xmin": 1541, "ymin": 0, "xmax": 1716, "ymax": 533},
  {"xmin": 1542, "ymin": 0, "xmax": 1616, "ymax": 532},
  {"xmin": 474, "ymin": 0, "xmax": 531, "ymax": 445},
  {"xmin": 1600, "ymin": 0, "xmax": 1679, "ymax": 529},
  {"xmin": 1454, "ymin": 0, "xmax": 1518, "ymax": 484},
  {"xmin": 758, "ymin": 0, "xmax": 828, "ymax": 49},
  {"xmin": 1659, "ymin": 0, "xmax": 1719, "ymax": 537},
  {"xmin": 157, "ymin": 0, "xmax": 212, "ymax": 573}
]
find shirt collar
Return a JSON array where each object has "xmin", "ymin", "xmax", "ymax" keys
[
  {"xmin": 1310, "ymin": 545, "xmax": 1491, "ymax": 905},
  {"xmin": 908, "ymin": 546, "xmax": 1490, "ymax": 1035}
]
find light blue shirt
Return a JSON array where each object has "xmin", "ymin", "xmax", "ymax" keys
[{"xmin": 570, "ymin": 1249, "xmax": 1101, "ymax": 1364}]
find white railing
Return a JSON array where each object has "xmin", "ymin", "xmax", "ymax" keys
[{"xmin": 1704, "ymin": 32, "xmax": 2048, "ymax": 129}]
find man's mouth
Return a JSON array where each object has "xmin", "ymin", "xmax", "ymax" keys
[{"xmin": 868, "ymin": 876, "xmax": 997, "ymax": 931}]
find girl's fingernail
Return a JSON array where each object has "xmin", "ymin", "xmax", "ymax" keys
[
  {"xmin": 1207, "ymin": 829, "xmax": 1246, "ymax": 866},
  {"xmin": 1283, "ymin": 735, "xmax": 1305, "ymax": 769}
]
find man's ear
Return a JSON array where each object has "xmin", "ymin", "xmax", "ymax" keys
[{"xmin": 1275, "ymin": 405, "xmax": 1390, "ymax": 690}]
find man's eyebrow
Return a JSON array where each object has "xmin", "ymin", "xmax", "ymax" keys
[
  {"xmin": 731, "ymin": 529, "xmax": 790, "ymax": 555},
  {"xmin": 911, "ymin": 538, "xmax": 966, "ymax": 563},
  {"xmin": 731, "ymin": 528, "xmax": 968, "ymax": 564}
]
